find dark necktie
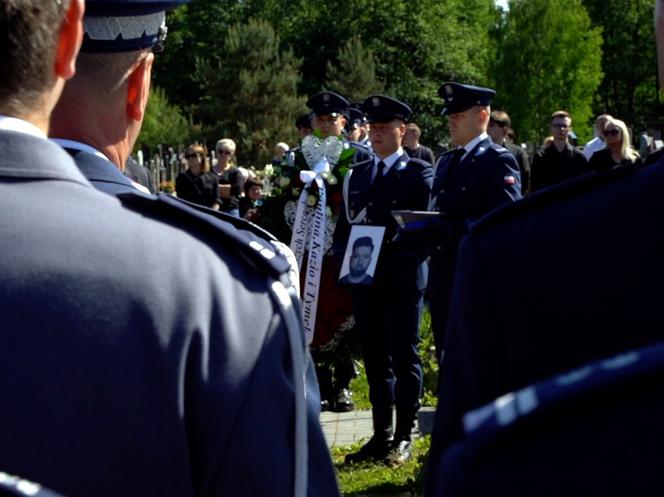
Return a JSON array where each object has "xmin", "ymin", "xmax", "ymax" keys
[
  {"xmin": 372, "ymin": 160, "xmax": 386, "ymax": 190},
  {"xmin": 445, "ymin": 147, "xmax": 466, "ymax": 178}
]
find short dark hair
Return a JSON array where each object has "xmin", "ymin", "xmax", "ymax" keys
[
  {"xmin": 551, "ymin": 110, "xmax": 571, "ymax": 122},
  {"xmin": 405, "ymin": 123, "xmax": 421, "ymax": 135},
  {"xmin": 352, "ymin": 236, "xmax": 374, "ymax": 253},
  {"xmin": 244, "ymin": 177, "xmax": 263, "ymax": 193},
  {"xmin": 490, "ymin": 110, "xmax": 511, "ymax": 128},
  {"xmin": 0, "ymin": 0, "xmax": 71, "ymax": 114}
]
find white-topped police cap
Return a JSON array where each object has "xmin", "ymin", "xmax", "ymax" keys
[
  {"xmin": 438, "ymin": 82, "xmax": 496, "ymax": 116},
  {"xmin": 306, "ymin": 91, "xmax": 349, "ymax": 117},
  {"xmin": 83, "ymin": 0, "xmax": 190, "ymax": 53},
  {"xmin": 361, "ymin": 95, "xmax": 412, "ymax": 123}
]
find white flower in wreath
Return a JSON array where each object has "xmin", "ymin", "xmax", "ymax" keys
[
  {"xmin": 325, "ymin": 206, "xmax": 332, "ymax": 218},
  {"xmin": 278, "ymin": 176, "xmax": 291, "ymax": 188},
  {"xmin": 306, "ymin": 195, "xmax": 317, "ymax": 207},
  {"xmin": 284, "ymin": 200, "xmax": 297, "ymax": 228},
  {"xmin": 301, "ymin": 134, "xmax": 344, "ymax": 169},
  {"xmin": 263, "ymin": 164, "xmax": 274, "ymax": 177}
]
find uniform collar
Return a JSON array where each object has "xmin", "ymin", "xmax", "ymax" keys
[
  {"xmin": 50, "ymin": 138, "xmax": 112, "ymax": 163},
  {"xmin": 374, "ymin": 147, "xmax": 404, "ymax": 174},
  {"xmin": 460, "ymin": 132, "xmax": 489, "ymax": 158},
  {"xmin": 0, "ymin": 129, "xmax": 91, "ymax": 186},
  {"xmin": 0, "ymin": 115, "xmax": 47, "ymax": 139}
]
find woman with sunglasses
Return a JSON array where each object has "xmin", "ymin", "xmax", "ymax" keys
[
  {"xmin": 175, "ymin": 143, "xmax": 221, "ymax": 210},
  {"xmin": 589, "ymin": 118, "xmax": 642, "ymax": 173},
  {"xmin": 213, "ymin": 138, "xmax": 244, "ymax": 217}
]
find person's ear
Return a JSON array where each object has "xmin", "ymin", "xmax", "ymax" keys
[
  {"xmin": 126, "ymin": 53, "xmax": 154, "ymax": 122},
  {"xmin": 398, "ymin": 122, "xmax": 406, "ymax": 138},
  {"xmin": 54, "ymin": 0, "xmax": 84, "ymax": 80}
]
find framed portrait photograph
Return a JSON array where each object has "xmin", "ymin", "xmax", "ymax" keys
[{"xmin": 338, "ymin": 225, "xmax": 386, "ymax": 286}]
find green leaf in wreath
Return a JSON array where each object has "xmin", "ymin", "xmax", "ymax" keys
[{"xmin": 339, "ymin": 148, "xmax": 355, "ymax": 161}]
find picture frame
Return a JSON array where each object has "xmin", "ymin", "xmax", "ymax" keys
[{"xmin": 338, "ymin": 225, "xmax": 386, "ymax": 286}]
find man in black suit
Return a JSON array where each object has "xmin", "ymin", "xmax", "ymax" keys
[
  {"xmin": 427, "ymin": 82, "xmax": 521, "ymax": 356},
  {"xmin": 336, "ymin": 95, "xmax": 433, "ymax": 466},
  {"xmin": 0, "ymin": 2, "xmax": 337, "ymax": 497},
  {"xmin": 530, "ymin": 110, "xmax": 589, "ymax": 192},
  {"xmin": 425, "ymin": 2, "xmax": 664, "ymax": 493},
  {"xmin": 404, "ymin": 123, "xmax": 436, "ymax": 166}
]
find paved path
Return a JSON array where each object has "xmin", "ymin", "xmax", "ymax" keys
[{"xmin": 320, "ymin": 407, "xmax": 436, "ymax": 448}]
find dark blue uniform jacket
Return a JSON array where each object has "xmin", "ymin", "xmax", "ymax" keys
[
  {"xmin": 334, "ymin": 152, "xmax": 433, "ymax": 290},
  {"xmin": 426, "ymin": 160, "xmax": 664, "ymax": 496},
  {"xmin": 0, "ymin": 130, "xmax": 338, "ymax": 497}
]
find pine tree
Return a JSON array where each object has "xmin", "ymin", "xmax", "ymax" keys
[
  {"xmin": 137, "ymin": 87, "xmax": 190, "ymax": 151},
  {"xmin": 196, "ymin": 19, "xmax": 304, "ymax": 167},
  {"xmin": 325, "ymin": 35, "xmax": 384, "ymax": 102}
]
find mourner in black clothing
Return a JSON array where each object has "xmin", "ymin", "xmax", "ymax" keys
[
  {"xmin": 175, "ymin": 143, "xmax": 220, "ymax": 209},
  {"xmin": 404, "ymin": 123, "xmax": 436, "ymax": 165},
  {"xmin": 588, "ymin": 118, "xmax": 641, "ymax": 173},
  {"xmin": 530, "ymin": 111, "xmax": 589, "ymax": 192},
  {"xmin": 214, "ymin": 138, "xmax": 244, "ymax": 216},
  {"xmin": 487, "ymin": 110, "xmax": 531, "ymax": 194},
  {"xmin": 239, "ymin": 177, "xmax": 264, "ymax": 223}
]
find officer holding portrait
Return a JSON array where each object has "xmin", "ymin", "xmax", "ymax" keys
[{"xmin": 335, "ymin": 95, "xmax": 433, "ymax": 466}]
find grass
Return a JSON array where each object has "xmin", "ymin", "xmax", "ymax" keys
[{"xmin": 332, "ymin": 437, "xmax": 431, "ymax": 497}]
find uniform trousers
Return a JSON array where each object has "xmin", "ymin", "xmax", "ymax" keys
[{"xmin": 351, "ymin": 275, "xmax": 423, "ymax": 440}]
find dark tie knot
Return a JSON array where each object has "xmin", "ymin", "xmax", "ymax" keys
[{"xmin": 372, "ymin": 160, "xmax": 386, "ymax": 188}]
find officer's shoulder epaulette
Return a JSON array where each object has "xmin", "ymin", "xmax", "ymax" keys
[
  {"xmin": 173, "ymin": 195, "xmax": 278, "ymax": 243},
  {"xmin": 406, "ymin": 157, "xmax": 431, "ymax": 170},
  {"xmin": 468, "ymin": 167, "xmax": 635, "ymax": 238},
  {"xmin": 349, "ymin": 141, "xmax": 371, "ymax": 155},
  {"xmin": 116, "ymin": 191, "xmax": 290, "ymax": 280},
  {"xmin": 349, "ymin": 155, "xmax": 374, "ymax": 169},
  {"xmin": 489, "ymin": 143, "xmax": 510, "ymax": 154}
]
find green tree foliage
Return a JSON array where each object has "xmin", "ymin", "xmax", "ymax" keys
[
  {"xmin": 152, "ymin": 0, "xmax": 499, "ymax": 149},
  {"xmin": 196, "ymin": 18, "xmax": 304, "ymax": 166},
  {"xmin": 136, "ymin": 86, "xmax": 190, "ymax": 151},
  {"xmin": 491, "ymin": 0, "xmax": 603, "ymax": 144},
  {"xmin": 325, "ymin": 35, "xmax": 384, "ymax": 102},
  {"xmin": 257, "ymin": 0, "xmax": 497, "ymax": 145},
  {"xmin": 151, "ymin": 0, "xmax": 243, "ymax": 110},
  {"xmin": 583, "ymin": 0, "xmax": 660, "ymax": 130}
]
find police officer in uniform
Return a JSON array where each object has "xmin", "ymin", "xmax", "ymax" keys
[
  {"xmin": 425, "ymin": 12, "xmax": 664, "ymax": 489},
  {"xmin": 335, "ymin": 95, "xmax": 433, "ymax": 465},
  {"xmin": 0, "ymin": 2, "xmax": 337, "ymax": 497},
  {"xmin": 50, "ymin": 0, "xmax": 294, "ymax": 245},
  {"xmin": 428, "ymin": 82, "xmax": 521, "ymax": 356},
  {"xmin": 295, "ymin": 112, "xmax": 313, "ymax": 139},
  {"xmin": 286, "ymin": 91, "xmax": 372, "ymax": 413}
]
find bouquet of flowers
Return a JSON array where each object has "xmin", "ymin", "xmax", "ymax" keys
[{"xmin": 261, "ymin": 132, "xmax": 357, "ymax": 244}]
